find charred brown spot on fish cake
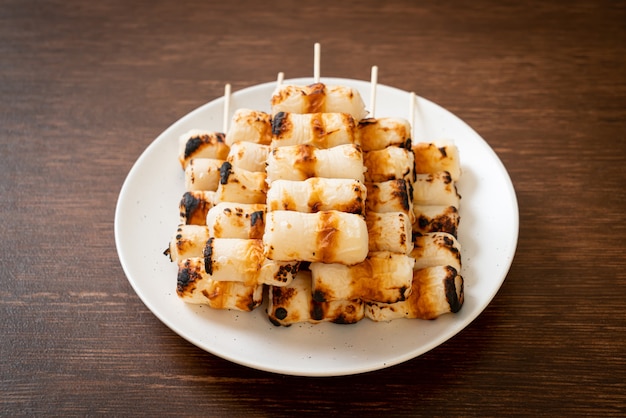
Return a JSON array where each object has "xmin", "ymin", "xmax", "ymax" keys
[
  {"xmin": 391, "ymin": 179, "xmax": 411, "ymax": 211},
  {"xmin": 444, "ymin": 266, "xmax": 464, "ymax": 313},
  {"xmin": 269, "ymin": 286, "xmax": 299, "ymax": 325},
  {"xmin": 180, "ymin": 191, "xmax": 209, "ymax": 225},
  {"xmin": 177, "ymin": 260, "xmax": 201, "ymax": 295},
  {"xmin": 203, "ymin": 237, "xmax": 215, "ymax": 275},
  {"xmin": 249, "ymin": 210, "xmax": 265, "ymax": 239},
  {"xmin": 184, "ymin": 136, "xmax": 204, "ymax": 160},
  {"xmin": 271, "ymin": 111, "xmax": 290, "ymax": 137},
  {"xmin": 219, "ymin": 161, "xmax": 233, "ymax": 185},
  {"xmin": 293, "ymin": 144, "xmax": 317, "ymax": 179},
  {"xmin": 274, "ymin": 262, "xmax": 300, "ymax": 283},
  {"xmin": 316, "ymin": 211, "xmax": 340, "ymax": 263},
  {"xmin": 306, "ymin": 83, "xmax": 326, "ymax": 113},
  {"xmin": 310, "ymin": 301, "xmax": 325, "ymax": 321}
]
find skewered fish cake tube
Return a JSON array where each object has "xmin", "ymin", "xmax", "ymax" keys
[
  {"xmin": 202, "ymin": 238, "xmax": 265, "ymax": 286},
  {"xmin": 267, "ymin": 270, "xmax": 364, "ymax": 326},
  {"xmin": 365, "ymin": 265, "xmax": 464, "ymax": 321},
  {"xmin": 176, "ymin": 258, "xmax": 263, "ymax": 311},
  {"xmin": 310, "ymin": 252, "xmax": 415, "ymax": 303},
  {"xmin": 224, "ymin": 108, "xmax": 272, "ymax": 146},
  {"xmin": 411, "ymin": 232, "xmax": 462, "ymax": 272},
  {"xmin": 205, "ymin": 202, "xmax": 266, "ymax": 239},
  {"xmin": 179, "ymin": 190, "xmax": 216, "ymax": 225},
  {"xmin": 266, "ymin": 178, "xmax": 366, "ymax": 215},
  {"xmin": 264, "ymin": 210, "xmax": 369, "ymax": 265},
  {"xmin": 366, "ymin": 212, "xmax": 413, "ymax": 254},
  {"xmin": 215, "ymin": 162, "xmax": 267, "ymax": 204},
  {"xmin": 358, "ymin": 118, "xmax": 412, "ymax": 152},
  {"xmin": 164, "ymin": 224, "xmax": 209, "ymax": 262},
  {"xmin": 271, "ymin": 112, "xmax": 358, "ymax": 149},
  {"xmin": 365, "ymin": 179, "xmax": 414, "ymax": 223},
  {"xmin": 363, "ymin": 146, "xmax": 415, "ymax": 183},
  {"xmin": 266, "ymin": 144, "xmax": 365, "ymax": 184},
  {"xmin": 271, "ymin": 83, "xmax": 368, "ymax": 121},
  {"xmin": 226, "ymin": 141, "xmax": 269, "ymax": 172},
  {"xmin": 178, "ymin": 255, "xmax": 300, "ymax": 289},
  {"xmin": 178, "ymin": 130, "xmax": 229, "ymax": 168},
  {"xmin": 184, "ymin": 158, "xmax": 224, "ymax": 192},
  {"xmin": 413, "ymin": 172, "xmax": 461, "ymax": 207},
  {"xmin": 413, "ymin": 142, "xmax": 461, "ymax": 181},
  {"xmin": 413, "ymin": 205, "xmax": 460, "ymax": 237}
]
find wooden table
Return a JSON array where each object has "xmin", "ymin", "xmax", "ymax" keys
[{"xmin": 2, "ymin": 0, "xmax": 625, "ymax": 415}]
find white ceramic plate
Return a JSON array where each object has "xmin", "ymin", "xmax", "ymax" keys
[{"xmin": 115, "ymin": 77, "xmax": 518, "ymax": 377}]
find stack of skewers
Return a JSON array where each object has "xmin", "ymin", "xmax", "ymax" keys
[{"xmin": 165, "ymin": 44, "xmax": 464, "ymax": 326}]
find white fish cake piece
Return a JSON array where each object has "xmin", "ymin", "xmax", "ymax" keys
[
  {"xmin": 357, "ymin": 117, "xmax": 412, "ymax": 151},
  {"xmin": 165, "ymin": 224, "xmax": 209, "ymax": 262},
  {"xmin": 411, "ymin": 232, "xmax": 462, "ymax": 272},
  {"xmin": 271, "ymin": 112, "xmax": 358, "ymax": 149},
  {"xmin": 310, "ymin": 251, "xmax": 414, "ymax": 303},
  {"xmin": 413, "ymin": 205, "xmax": 460, "ymax": 238},
  {"xmin": 413, "ymin": 171, "xmax": 460, "ymax": 207},
  {"xmin": 226, "ymin": 141, "xmax": 269, "ymax": 172},
  {"xmin": 365, "ymin": 179, "xmax": 414, "ymax": 223},
  {"xmin": 178, "ymin": 190, "xmax": 216, "ymax": 225},
  {"xmin": 257, "ymin": 259, "xmax": 301, "ymax": 287},
  {"xmin": 184, "ymin": 158, "xmax": 224, "ymax": 192},
  {"xmin": 413, "ymin": 142, "xmax": 461, "ymax": 181},
  {"xmin": 366, "ymin": 211, "xmax": 413, "ymax": 254},
  {"xmin": 363, "ymin": 146, "xmax": 415, "ymax": 183},
  {"xmin": 267, "ymin": 271, "xmax": 364, "ymax": 326},
  {"xmin": 224, "ymin": 108, "xmax": 272, "ymax": 146},
  {"xmin": 263, "ymin": 210, "xmax": 368, "ymax": 265},
  {"xmin": 215, "ymin": 162, "xmax": 267, "ymax": 204},
  {"xmin": 176, "ymin": 258, "xmax": 263, "ymax": 311},
  {"xmin": 365, "ymin": 265, "xmax": 464, "ymax": 321},
  {"xmin": 202, "ymin": 238, "xmax": 265, "ymax": 286},
  {"xmin": 266, "ymin": 144, "xmax": 365, "ymax": 184},
  {"xmin": 205, "ymin": 202, "xmax": 266, "ymax": 239},
  {"xmin": 267, "ymin": 178, "xmax": 366, "ymax": 215},
  {"xmin": 271, "ymin": 83, "xmax": 368, "ymax": 121},
  {"xmin": 178, "ymin": 130, "xmax": 229, "ymax": 168}
]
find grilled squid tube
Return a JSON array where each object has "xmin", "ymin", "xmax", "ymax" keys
[
  {"xmin": 205, "ymin": 202, "xmax": 266, "ymax": 239},
  {"xmin": 179, "ymin": 191, "xmax": 216, "ymax": 225},
  {"xmin": 266, "ymin": 144, "xmax": 365, "ymax": 184},
  {"xmin": 271, "ymin": 112, "xmax": 358, "ymax": 149},
  {"xmin": 264, "ymin": 210, "xmax": 369, "ymax": 265},
  {"xmin": 365, "ymin": 265, "xmax": 464, "ymax": 321},
  {"xmin": 178, "ymin": 130, "xmax": 229, "ymax": 169},
  {"xmin": 226, "ymin": 141, "xmax": 269, "ymax": 172},
  {"xmin": 271, "ymin": 83, "xmax": 368, "ymax": 121},
  {"xmin": 176, "ymin": 258, "xmax": 263, "ymax": 311},
  {"xmin": 363, "ymin": 146, "xmax": 415, "ymax": 183},
  {"xmin": 365, "ymin": 179, "xmax": 414, "ymax": 223},
  {"xmin": 413, "ymin": 205, "xmax": 460, "ymax": 238},
  {"xmin": 184, "ymin": 158, "xmax": 224, "ymax": 192},
  {"xmin": 165, "ymin": 224, "xmax": 209, "ymax": 262},
  {"xmin": 310, "ymin": 252, "xmax": 415, "ymax": 303},
  {"xmin": 413, "ymin": 142, "xmax": 461, "ymax": 181},
  {"xmin": 266, "ymin": 178, "xmax": 366, "ymax": 215},
  {"xmin": 267, "ymin": 270, "xmax": 364, "ymax": 326},
  {"xmin": 366, "ymin": 212, "xmax": 413, "ymax": 254},
  {"xmin": 413, "ymin": 172, "xmax": 460, "ymax": 207},
  {"xmin": 224, "ymin": 108, "xmax": 272, "ymax": 146},
  {"xmin": 358, "ymin": 117, "xmax": 412, "ymax": 151},
  {"xmin": 215, "ymin": 162, "xmax": 267, "ymax": 204},
  {"xmin": 411, "ymin": 232, "xmax": 462, "ymax": 272}
]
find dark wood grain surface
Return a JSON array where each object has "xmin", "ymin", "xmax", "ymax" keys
[{"xmin": 2, "ymin": 0, "xmax": 625, "ymax": 416}]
